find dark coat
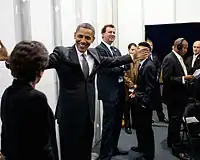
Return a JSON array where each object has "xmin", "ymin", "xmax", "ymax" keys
[
  {"xmin": 1, "ymin": 79, "xmax": 58, "ymax": 160},
  {"xmin": 185, "ymin": 54, "xmax": 200, "ymax": 101},
  {"xmin": 162, "ymin": 52, "xmax": 189, "ymax": 105},
  {"xmin": 96, "ymin": 42, "xmax": 126, "ymax": 102},
  {"xmin": 135, "ymin": 58, "xmax": 157, "ymax": 110},
  {"xmin": 46, "ymin": 45, "xmax": 132, "ymax": 159}
]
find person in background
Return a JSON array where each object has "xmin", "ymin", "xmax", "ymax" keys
[
  {"xmin": 131, "ymin": 42, "xmax": 156, "ymax": 160},
  {"xmin": 162, "ymin": 38, "xmax": 193, "ymax": 159},
  {"xmin": 123, "ymin": 42, "xmax": 139, "ymax": 133},
  {"xmin": 146, "ymin": 39, "xmax": 168, "ymax": 123},
  {"xmin": 0, "ymin": 41, "xmax": 58, "ymax": 160},
  {"xmin": 96, "ymin": 24, "xmax": 129, "ymax": 160},
  {"xmin": 185, "ymin": 41, "xmax": 200, "ymax": 101}
]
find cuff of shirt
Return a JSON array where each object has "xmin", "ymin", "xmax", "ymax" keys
[{"xmin": 182, "ymin": 76, "xmax": 185, "ymax": 84}]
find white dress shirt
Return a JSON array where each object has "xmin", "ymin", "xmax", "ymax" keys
[
  {"xmin": 172, "ymin": 50, "xmax": 187, "ymax": 84},
  {"xmin": 192, "ymin": 53, "xmax": 200, "ymax": 67},
  {"xmin": 102, "ymin": 41, "xmax": 114, "ymax": 56},
  {"xmin": 75, "ymin": 45, "xmax": 94, "ymax": 75}
]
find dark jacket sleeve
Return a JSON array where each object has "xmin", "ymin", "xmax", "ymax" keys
[
  {"xmin": 47, "ymin": 46, "xmax": 64, "ymax": 69},
  {"xmin": 96, "ymin": 47, "xmax": 127, "ymax": 76}
]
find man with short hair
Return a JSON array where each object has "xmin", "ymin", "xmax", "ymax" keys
[
  {"xmin": 96, "ymin": 24, "xmax": 128, "ymax": 160},
  {"xmin": 131, "ymin": 42, "xmax": 156, "ymax": 160},
  {"xmin": 162, "ymin": 38, "xmax": 193, "ymax": 159},
  {"xmin": 185, "ymin": 41, "xmax": 200, "ymax": 101}
]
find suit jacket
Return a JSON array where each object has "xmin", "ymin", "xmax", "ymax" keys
[
  {"xmin": 135, "ymin": 58, "xmax": 157, "ymax": 110},
  {"xmin": 185, "ymin": 54, "xmax": 200, "ymax": 101},
  {"xmin": 0, "ymin": 79, "xmax": 58, "ymax": 160},
  {"xmin": 150, "ymin": 53, "xmax": 162, "ymax": 81},
  {"xmin": 162, "ymin": 52, "xmax": 189, "ymax": 105},
  {"xmin": 47, "ymin": 45, "xmax": 132, "ymax": 125},
  {"xmin": 185, "ymin": 54, "xmax": 200, "ymax": 74},
  {"xmin": 96, "ymin": 42, "xmax": 126, "ymax": 102}
]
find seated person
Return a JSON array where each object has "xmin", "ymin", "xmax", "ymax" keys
[{"xmin": 0, "ymin": 41, "xmax": 58, "ymax": 160}]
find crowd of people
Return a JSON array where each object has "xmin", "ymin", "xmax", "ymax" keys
[{"xmin": 0, "ymin": 23, "xmax": 200, "ymax": 160}]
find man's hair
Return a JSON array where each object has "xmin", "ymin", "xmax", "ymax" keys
[
  {"xmin": 9, "ymin": 41, "xmax": 49, "ymax": 82},
  {"xmin": 101, "ymin": 24, "xmax": 115, "ymax": 34},
  {"xmin": 138, "ymin": 42, "xmax": 151, "ymax": 51},
  {"xmin": 76, "ymin": 23, "xmax": 95, "ymax": 36},
  {"xmin": 128, "ymin": 43, "xmax": 137, "ymax": 50},
  {"xmin": 146, "ymin": 38, "xmax": 153, "ymax": 44}
]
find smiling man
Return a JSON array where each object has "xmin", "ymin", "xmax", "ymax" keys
[
  {"xmin": 96, "ymin": 24, "xmax": 128, "ymax": 160},
  {"xmin": 48, "ymin": 23, "xmax": 137, "ymax": 160}
]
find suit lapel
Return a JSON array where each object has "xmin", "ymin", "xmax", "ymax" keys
[
  {"xmin": 100, "ymin": 42, "xmax": 113, "ymax": 57},
  {"xmin": 88, "ymin": 48, "xmax": 100, "ymax": 77},
  {"xmin": 171, "ymin": 52, "xmax": 185, "ymax": 75},
  {"xmin": 68, "ymin": 45, "xmax": 81, "ymax": 66},
  {"xmin": 194, "ymin": 54, "xmax": 200, "ymax": 67}
]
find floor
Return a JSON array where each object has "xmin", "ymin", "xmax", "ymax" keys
[{"xmin": 92, "ymin": 105, "xmax": 180, "ymax": 160}]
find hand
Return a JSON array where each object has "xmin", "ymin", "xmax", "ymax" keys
[
  {"xmin": 129, "ymin": 92, "xmax": 135, "ymax": 98},
  {"xmin": 184, "ymin": 75, "xmax": 194, "ymax": 80},
  {"xmin": 0, "ymin": 40, "xmax": 8, "ymax": 61},
  {"xmin": 134, "ymin": 47, "xmax": 150, "ymax": 61},
  {"xmin": 0, "ymin": 152, "xmax": 5, "ymax": 160}
]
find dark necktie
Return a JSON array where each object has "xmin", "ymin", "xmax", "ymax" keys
[
  {"xmin": 110, "ymin": 46, "xmax": 117, "ymax": 56},
  {"xmin": 82, "ymin": 54, "xmax": 89, "ymax": 79},
  {"xmin": 138, "ymin": 63, "xmax": 142, "ymax": 72}
]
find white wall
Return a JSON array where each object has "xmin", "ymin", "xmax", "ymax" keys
[
  {"xmin": 118, "ymin": 0, "xmax": 200, "ymax": 54},
  {"xmin": 0, "ymin": 0, "xmax": 16, "ymax": 100},
  {"xmin": 29, "ymin": 0, "xmax": 57, "ymax": 112}
]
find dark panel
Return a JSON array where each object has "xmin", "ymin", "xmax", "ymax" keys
[{"xmin": 145, "ymin": 22, "xmax": 200, "ymax": 62}]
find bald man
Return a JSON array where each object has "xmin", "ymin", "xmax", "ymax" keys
[
  {"xmin": 185, "ymin": 41, "xmax": 200, "ymax": 101},
  {"xmin": 162, "ymin": 38, "xmax": 193, "ymax": 159},
  {"xmin": 185, "ymin": 41, "xmax": 200, "ymax": 74}
]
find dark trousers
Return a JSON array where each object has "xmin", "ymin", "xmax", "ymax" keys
[
  {"xmin": 135, "ymin": 104, "xmax": 155, "ymax": 160},
  {"xmin": 123, "ymin": 101, "xmax": 131, "ymax": 128},
  {"xmin": 59, "ymin": 119, "xmax": 94, "ymax": 160},
  {"xmin": 166, "ymin": 101, "xmax": 185, "ymax": 147},
  {"xmin": 155, "ymin": 83, "xmax": 165, "ymax": 120},
  {"xmin": 124, "ymin": 98, "xmax": 138, "ymax": 129},
  {"xmin": 99, "ymin": 100, "xmax": 123, "ymax": 159}
]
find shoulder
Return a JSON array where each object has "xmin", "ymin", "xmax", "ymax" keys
[
  {"xmin": 163, "ymin": 52, "xmax": 173, "ymax": 61},
  {"xmin": 29, "ymin": 89, "xmax": 48, "ymax": 103},
  {"xmin": 146, "ymin": 59, "xmax": 156, "ymax": 69},
  {"xmin": 96, "ymin": 44, "xmax": 104, "ymax": 51},
  {"xmin": 53, "ymin": 46, "xmax": 72, "ymax": 54}
]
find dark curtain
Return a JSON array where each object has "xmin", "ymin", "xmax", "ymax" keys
[{"xmin": 145, "ymin": 22, "xmax": 200, "ymax": 62}]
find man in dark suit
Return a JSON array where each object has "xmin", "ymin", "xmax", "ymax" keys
[
  {"xmin": 130, "ymin": 42, "xmax": 157, "ymax": 160},
  {"xmin": 146, "ymin": 39, "xmax": 168, "ymax": 123},
  {"xmin": 96, "ymin": 24, "xmax": 128, "ymax": 160},
  {"xmin": 162, "ymin": 38, "xmax": 193, "ymax": 159},
  {"xmin": 0, "ymin": 23, "xmax": 149, "ymax": 160},
  {"xmin": 185, "ymin": 41, "xmax": 200, "ymax": 101},
  {"xmin": 0, "ymin": 41, "xmax": 58, "ymax": 160}
]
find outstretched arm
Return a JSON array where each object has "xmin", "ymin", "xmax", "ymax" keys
[{"xmin": 0, "ymin": 40, "xmax": 8, "ymax": 61}]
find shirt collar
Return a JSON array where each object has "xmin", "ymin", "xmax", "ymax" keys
[
  {"xmin": 102, "ymin": 41, "xmax": 112, "ymax": 50},
  {"xmin": 75, "ymin": 44, "xmax": 88, "ymax": 56},
  {"xmin": 172, "ymin": 50, "xmax": 183, "ymax": 60},
  {"xmin": 140, "ymin": 57, "xmax": 148, "ymax": 66},
  {"xmin": 194, "ymin": 53, "xmax": 200, "ymax": 58}
]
